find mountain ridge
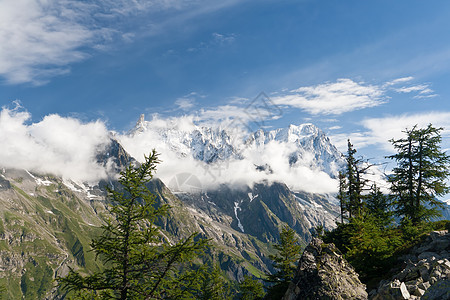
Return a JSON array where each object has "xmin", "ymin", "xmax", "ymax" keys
[{"xmin": 125, "ymin": 115, "xmax": 345, "ymax": 181}]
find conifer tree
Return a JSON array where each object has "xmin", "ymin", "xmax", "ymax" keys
[
  {"xmin": 337, "ymin": 171, "xmax": 348, "ymax": 223},
  {"xmin": 196, "ymin": 264, "xmax": 232, "ymax": 300},
  {"xmin": 343, "ymin": 140, "xmax": 371, "ymax": 219},
  {"xmin": 57, "ymin": 150, "xmax": 208, "ymax": 299},
  {"xmin": 265, "ymin": 225, "xmax": 301, "ymax": 299},
  {"xmin": 238, "ymin": 275, "xmax": 265, "ymax": 300},
  {"xmin": 0, "ymin": 285, "xmax": 5, "ymax": 300},
  {"xmin": 387, "ymin": 124, "xmax": 450, "ymax": 224},
  {"xmin": 346, "ymin": 139, "xmax": 359, "ymax": 219},
  {"xmin": 365, "ymin": 184, "xmax": 392, "ymax": 228}
]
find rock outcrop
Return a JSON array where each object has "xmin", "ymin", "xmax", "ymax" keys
[
  {"xmin": 283, "ymin": 237, "xmax": 368, "ymax": 300},
  {"xmin": 370, "ymin": 230, "xmax": 450, "ymax": 300},
  {"xmin": 0, "ymin": 176, "xmax": 10, "ymax": 191}
]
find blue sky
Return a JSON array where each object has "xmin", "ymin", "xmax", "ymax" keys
[{"xmin": 1, "ymin": 0, "xmax": 450, "ymax": 165}]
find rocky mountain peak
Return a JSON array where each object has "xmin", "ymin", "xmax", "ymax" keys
[
  {"xmin": 286, "ymin": 123, "xmax": 319, "ymax": 139},
  {"xmin": 127, "ymin": 113, "xmax": 148, "ymax": 137},
  {"xmin": 127, "ymin": 114, "xmax": 344, "ymax": 178},
  {"xmin": 283, "ymin": 237, "xmax": 368, "ymax": 300},
  {"xmin": 96, "ymin": 137, "xmax": 137, "ymax": 174}
]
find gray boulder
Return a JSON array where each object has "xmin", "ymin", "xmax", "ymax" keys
[
  {"xmin": 370, "ymin": 230, "xmax": 450, "ymax": 300},
  {"xmin": 283, "ymin": 237, "xmax": 367, "ymax": 300},
  {"xmin": 422, "ymin": 279, "xmax": 450, "ymax": 300}
]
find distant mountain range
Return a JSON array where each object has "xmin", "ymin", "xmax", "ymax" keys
[
  {"xmin": 1, "ymin": 114, "xmax": 449, "ymax": 298},
  {"xmin": 126, "ymin": 114, "xmax": 344, "ymax": 180}
]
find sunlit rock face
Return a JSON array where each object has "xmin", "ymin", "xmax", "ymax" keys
[{"xmin": 283, "ymin": 237, "xmax": 368, "ymax": 300}]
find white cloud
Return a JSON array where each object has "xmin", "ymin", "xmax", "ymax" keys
[
  {"xmin": 361, "ymin": 112, "xmax": 450, "ymax": 151},
  {"xmin": 175, "ymin": 98, "xmax": 195, "ymax": 111},
  {"xmin": 211, "ymin": 32, "xmax": 236, "ymax": 45},
  {"xmin": 381, "ymin": 76, "xmax": 437, "ymax": 99},
  {"xmin": 384, "ymin": 76, "xmax": 414, "ymax": 86},
  {"xmin": 187, "ymin": 32, "xmax": 236, "ymax": 52},
  {"xmin": 330, "ymin": 111, "xmax": 450, "ymax": 153},
  {"xmin": 0, "ymin": 0, "xmax": 243, "ymax": 84},
  {"xmin": 0, "ymin": 105, "xmax": 110, "ymax": 182},
  {"xmin": 174, "ymin": 92, "xmax": 206, "ymax": 111},
  {"xmin": 392, "ymin": 83, "xmax": 436, "ymax": 99},
  {"xmin": 118, "ymin": 120, "xmax": 338, "ymax": 194},
  {"xmin": 273, "ymin": 78, "xmax": 386, "ymax": 115},
  {"xmin": 0, "ymin": 101, "xmax": 340, "ymax": 194},
  {"xmin": 395, "ymin": 84, "xmax": 429, "ymax": 93},
  {"xmin": 414, "ymin": 93, "xmax": 437, "ymax": 99},
  {"xmin": 329, "ymin": 132, "xmax": 375, "ymax": 152},
  {"xmin": 0, "ymin": 0, "xmax": 99, "ymax": 84},
  {"xmin": 272, "ymin": 77, "xmax": 438, "ymax": 116},
  {"xmin": 197, "ymin": 105, "xmax": 256, "ymax": 127},
  {"xmin": 194, "ymin": 96, "xmax": 282, "ymax": 131}
]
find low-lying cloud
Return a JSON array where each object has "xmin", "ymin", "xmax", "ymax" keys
[
  {"xmin": 0, "ymin": 104, "xmax": 340, "ymax": 194},
  {"xmin": 118, "ymin": 115, "xmax": 339, "ymax": 194},
  {"xmin": 330, "ymin": 111, "xmax": 450, "ymax": 153},
  {"xmin": 0, "ymin": 105, "xmax": 110, "ymax": 182}
]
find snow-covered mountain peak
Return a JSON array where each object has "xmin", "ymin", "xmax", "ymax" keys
[
  {"xmin": 243, "ymin": 123, "xmax": 343, "ymax": 177},
  {"xmin": 248, "ymin": 123, "xmax": 323, "ymax": 145},
  {"xmin": 274, "ymin": 123, "xmax": 320, "ymax": 143},
  {"xmin": 128, "ymin": 114, "xmax": 148, "ymax": 137},
  {"xmin": 127, "ymin": 114, "xmax": 344, "ymax": 178}
]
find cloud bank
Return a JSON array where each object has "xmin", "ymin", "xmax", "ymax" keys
[
  {"xmin": 0, "ymin": 104, "xmax": 110, "ymax": 182},
  {"xmin": 330, "ymin": 111, "xmax": 450, "ymax": 153},
  {"xmin": 1, "ymin": 76, "xmax": 441, "ymax": 194},
  {"xmin": 0, "ymin": 104, "xmax": 338, "ymax": 194},
  {"xmin": 117, "ymin": 115, "xmax": 339, "ymax": 194}
]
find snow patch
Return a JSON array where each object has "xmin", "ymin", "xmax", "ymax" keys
[
  {"xmin": 248, "ymin": 193, "xmax": 258, "ymax": 202},
  {"xmin": 322, "ymin": 193, "xmax": 339, "ymax": 205},
  {"xmin": 26, "ymin": 170, "xmax": 52, "ymax": 186},
  {"xmin": 295, "ymin": 195, "xmax": 323, "ymax": 210},
  {"xmin": 62, "ymin": 179, "xmax": 100, "ymax": 199},
  {"xmin": 295, "ymin": 195, "xmax": 312, "ymax": 208},
  {"xmin": 312, "ymin": 201, "xmax": 323, "ymax": 209},
  {"xmin": 63, "ymin": 179, "xmax": 83, "ymax": 193},
  {"xmin": 234, "ymin": 201, "xmax": 245, "ymax": 233}
]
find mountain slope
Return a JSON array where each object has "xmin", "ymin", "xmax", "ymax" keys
[
  {"xmin": 0, "ymin": 121, "xmax": 345, "ymax": 298},
  {"xmin": 178, "ymin": 181, "xmax": 339, "ymax": 244},
  {"xmin": 0, "ymin": 168, "xmax": 107, "ymax": 299},
  {"xmin": 247, "ymin": 124, "xmax": 343, "ymax": 177}
]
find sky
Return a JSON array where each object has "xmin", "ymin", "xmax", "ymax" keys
[{"xmin": 1, "ymin": 0, "xmax": 450, "ymax": 193}]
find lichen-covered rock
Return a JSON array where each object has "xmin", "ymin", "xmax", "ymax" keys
[
  {"xmin": 372, "ymin": 279, "xmax": 411, "ymax": 300},
  {"xmin": 0, "ymin": 176, "xmax": 10, "ymax": 190},
  {"xmin": 421, "ymin": 279, "xmax": 450, "ymax": 300},
  {"xmin": 283, "ymin": 237, "xmax": 368, "ymax": 300},
  {"xmin": 370, "ymin": 230, "xmax": 450, "ymax": 300}
]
